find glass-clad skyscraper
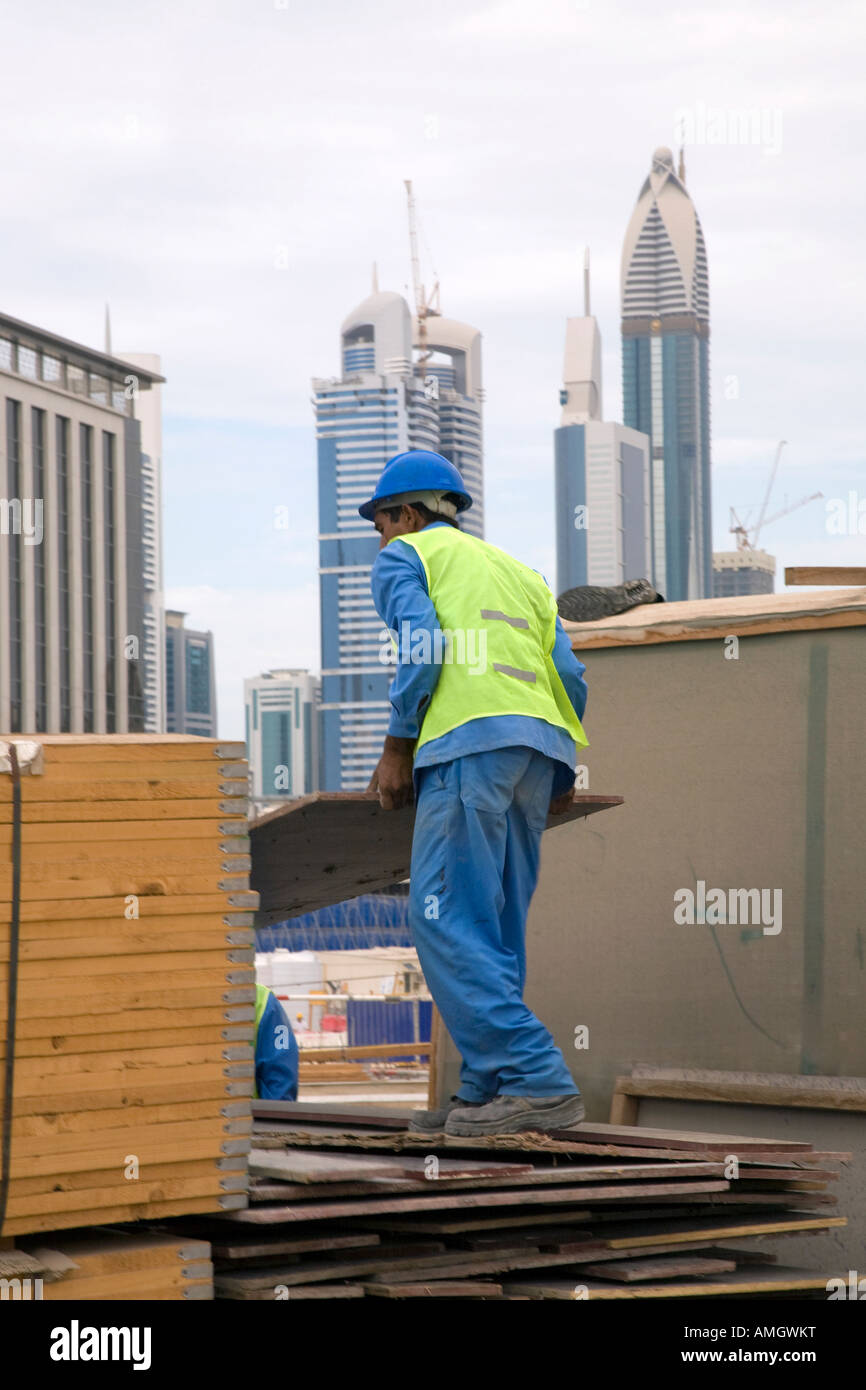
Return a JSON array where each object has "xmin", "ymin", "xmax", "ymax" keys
[
  {"xmin": 621, "ymin": 147, "xmax": 711, "ymax": 599},
  {"xmin": 314, "ymin": 283, "xmax": 483, "ymax": 790}
]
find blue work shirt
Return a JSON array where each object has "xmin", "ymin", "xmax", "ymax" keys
[
  {"xmin": 255, "ymin": 990, "xmax": 299, "ymax": 1101},
  {"xmin": 370, "ymin": 522, "xmax": 588, "ymax": 798}
]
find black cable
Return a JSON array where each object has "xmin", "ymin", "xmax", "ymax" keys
[{"xmin": 0, "ymin": 743, "xmax": 22, "ymax": 1237}]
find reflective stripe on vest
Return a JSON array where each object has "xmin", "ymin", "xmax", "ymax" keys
[
  {"xmin": 393, "ymin": 527, "xmax": 588, "ymax": 754},
  {"xmin": 252, "ymin": 984, "xmax": 270, "ymax": 1101}
]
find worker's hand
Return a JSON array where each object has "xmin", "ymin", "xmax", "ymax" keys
[
  {"xmin": 373, "ymin": 736, "xmax": 415, "ymax": 811},
  {"xmin": 548, "ymin": 790, "xmax": 575, "ymax": 815}
]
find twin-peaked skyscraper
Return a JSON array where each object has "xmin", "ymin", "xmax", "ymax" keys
[{"xmin": 314, "ymin": 281, "xmax": 483, "ymax": 791}]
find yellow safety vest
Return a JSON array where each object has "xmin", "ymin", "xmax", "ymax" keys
[{"xmin": 392, "ymin": 526, "xmax": 588, "ymax": 756}]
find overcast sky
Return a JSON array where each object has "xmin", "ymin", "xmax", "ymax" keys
[{"xmin": 2, "ymin": 0, "xmax": 864, "ymax": 736}]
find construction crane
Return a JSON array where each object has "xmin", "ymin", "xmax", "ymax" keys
[
  {"xmin": 404, "ymin": 179, "xmax": 440, "ymax": 379},
  {"xmin": 729, "ymin": 441, "xmax": 822, "ymax": 550}
]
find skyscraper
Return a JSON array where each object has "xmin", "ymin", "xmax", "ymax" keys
[
  {"xmin": 119, "ymin": 349, "xmax": 165, "ymax": 732},
  {"xmin": 244, "ymin": 669, "xmax": 320, "ymax": 814},
  {"xmin": 621, "ymin": 147, "xmax": 712, "ymax": 600},
  {"xmin": 313, "ymin": 279, "xmax": 483, "ymax": 790},
  {"xmin": 555, "ymin": 254, "xmax": 651, "ymax": 595},
  {"xmin": 0, "ymin": 310, "xmax": 163, "ymax": 733},
  {"xmin": 164, "ymin": 609, "xmax": 217, "ymax": 736}
]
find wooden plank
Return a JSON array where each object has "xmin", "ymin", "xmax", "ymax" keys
[
  {"xmin": 550, "ymin": 1122, "xmax": 813, "ymax": 1154},
  {"xmin": 248, "ymin": 1148, "xmax": 535, "ymax": 1185},
  {"xmin": 8, "ymin": 1137, "xmax": 249, "ymax": 1179},
  {"xmin": 10, "ymin": 1076, "xmax": 252, "ymax": 1118},
  {"xmin": 250, "ymin": 1123, "xmax": 802, "ymax": 1164},
  {"xmin": 0, "ymin": 817, "xmax": 245, "ymax": 845},
  {"xmin": 8, "ymin": 1025, "xmax": 254, "ymax": 1060},
  {"xmin": 217, "ymin": 1282, "xmax": 365, "ymax": 1300},
  {"xmin": 0, "ymin": 1193, "xmax": 247, "ymax": 1239},
  {"xmin": 505, "ymin": 1266, "xmax": 847, "ymax": 1299},
  {"xmin": 363, "ymin": 1280, "xmax": 502, "ymax": 1298},
  {"xmin": 0, "ymin": 871, "xmax": 251, "ymax": 903},
  {"xmin": 580, "ymin": 1255, "xmax": 737, "ymax": 1281},
  {"xmin": 21, "ymin": 1231, "xmax": 212, "ymax": 1276},
  {"xmin": 785, "ymin": 566, "xmax": 866, "ymax": 586},
  {"xmin": 613, "ymin": 1069, "xmax": 866, "ymax": 1115},
  {"xmin": 208, "ymin": 1232, "xmax": 380, "ymax": 1260},
  {"xmin": 6, "ymin": 931, "xmax": 254, "ymax": 963},
  {"xmin": 248, "ymin": 1145, "xmax": 728, "ymax": 1189},
  {"xmin": 12, "ymin": 1005, "xmax": 253, "ymax": 1042},
  {"xmin": 12, "ymin": 1117, "xmax": 250, "ymax": 1157},
  {"xmin": 13, "ymin": 1098, "xmax": 252, "ymax": 1140},
  {"xmin": 252, "ymin": 1101, "xmax": 413, "ymax": 1129},
  {"xmin": 250, "ymin": 792, "xmax": 623, "ymax": 922},
  {"xmin": 210, "ymin": 1180, "xmax": 729, "ymax": 1225},
  {"xmin": 41, "ymin": 1267, "xmax": 213, "ymax": 1300},
  {"xmin": 0, "ymin": 798, "xmax": 245, "ymax": 825},
  {"xmin": 10, "ymin": 976, "xmax": 255, "ymax": 1021},
  {"xmin": 4, "ymin": 1173, "xmax": 242, "ymax": 1221}
]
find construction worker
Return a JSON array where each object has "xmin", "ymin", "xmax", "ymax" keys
[
  {"xmin": 361, "ymin": 450, "xmax": 589, "ymax": 1137},
  {"xmin": 253, "ymin": 983, "xmax": 299, "ymax": 1101}
]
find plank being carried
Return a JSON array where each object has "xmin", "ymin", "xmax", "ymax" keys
[{"xmin": 250, "ymin": 791, "xmax": 623, "ymax": 922}]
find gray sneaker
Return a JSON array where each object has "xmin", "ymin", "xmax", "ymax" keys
[
  {"xmin": 444, "ymin": 1093, "xmax": 585, "ymax": 1137},
  {"xmin": 408, "ymin": 1095, "xmax": 489, "ymax": 1134}
]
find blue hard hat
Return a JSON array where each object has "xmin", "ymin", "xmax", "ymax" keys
[{"xmin": 358, "ymin": 450, "xmax": 473, "ymax": 521}]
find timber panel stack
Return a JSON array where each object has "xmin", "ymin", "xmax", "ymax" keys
[
  {"xmin": 157, "ymin": 1105, "xmax": 850, "ymax": 1300},
  {"xmin": 0, "ymin": 735, "xmax": 255, "ymax": 1240}
]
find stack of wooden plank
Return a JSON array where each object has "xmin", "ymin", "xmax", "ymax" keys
[
  {"xmin": 156, "ymin": 1104, "xmax": 850, "ymax": 1300},
  {"xmin": 13, "ymin": 1228, "xmax": 214, "ymax": 1300},
  {"xmin": 0, "ymin": 734, "xmax": 256, "ymax": 1239}
]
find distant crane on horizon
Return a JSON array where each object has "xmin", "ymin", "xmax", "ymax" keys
[{"xmin": 729, "ymin": 441, "xmax": 823, "ymax": 550}]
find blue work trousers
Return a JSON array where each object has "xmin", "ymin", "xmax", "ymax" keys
[{"xmin": 408, "ymin": 746, "xmax": 579, "ymax": 1102}]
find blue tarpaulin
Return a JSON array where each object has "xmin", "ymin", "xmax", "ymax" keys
[{"xmin": 256, "ymin": 892, "xmax": 411, "ymax": 953}]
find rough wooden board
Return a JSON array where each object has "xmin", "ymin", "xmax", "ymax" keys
[
  {"xmin": 342, "ymin": 1210, "xmax": 845, "ymax": 1240},
  {"xmin": 551, "ymin": 1213, "xmax": 847, "ymax": 1249},
  {"xmin": 21, "ymin": 1232, "xmax": 212, "ymax": 1276},
  {"xmin": 208, "ymin": 1232, "xmax": 380, "ymax": 1260},
  {"xmin": 613, "ymin": 1066, "xmax": 866, "ymax": 1116},
  {"xmin": 785, "ymin": 567, "xmax": 866, "ymax": 586},
  {"xmin": 363, "ymin": 1280, "xmax": 502, "ymax": 1298},
  {"xmin": 248, "ymin": 1150, "xmax": 722, "ymax": 1195},
  {"xmin": 250, "ymin": 792, "xmax": 622, "ymax": 922},
  {"xmin": 248, "ymin": 1147, "xmax": 535, "ymax": 1185},
  {"xmin": 14, "ymin": 1100, "xmax": 252, "ymax": 1141},
  {"xmin": 559, "ymin": 585, "xmax": 866, "ymax": 650},
  {"xmin": 0, "ymin": 798, "xmax": 245, "ymax": 825},
  {"xmin": 548, "ymin": 1122, "xmax": 813, "ymax": 1154},
  {"xmin": 42, "ymin": 1266, "xmax": 214, "ymax": 1300},
  {"xmin": 250, "ymin": 1124, "xmax": 794, "ymax": 1164},
  {"xmin": 8, "ymin": 1025, "xmax": 254, "ymax": 1061},
  {"xmin": 505, "ymin": 1266, "xmax": 847, "ymax": 1299},
  {"xmin": 252, "ymin": 1101, "xmax": 417, "ymax": 1130},
  {"xmin": 214, "ymin": 1245, "xmax": 452, "ymax": 1290},
  {"xmin": 248, "ymin": 1180, "xmax": 425, "ymax": 1201},
  {"xmin": 580, "ymin": 1255, "xmax": 737, "ymax": 1282},
  {"xmin": 210, "ymin": 1180, "xmax": 728, "ymax": 1225},
  {"xmin": 0, "ymin": 1193, "xmax": 246, "ymax": 1240},
  {"xmin": 217, "ymin": 1282, "xmax": 365, "ymax": 1300}
]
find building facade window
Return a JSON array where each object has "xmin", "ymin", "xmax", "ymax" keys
[
  {"xmin": 56, "ymin": 416, "xmax": 72, "ymax": 731},
  {"xmin": 32, "ymin": 407, "xmax": 47, "ymax": 731},
  {"xmin": 6, "ymin": 399, "xmax": 22, "ymax": 729},
  {"xmin": 80, "ymin": 423, "xmax": 94, "ymax": 732},
  {"xmin": 103, "ymin": 431, "xmax": 116, "ymax": 732},
  {"xmin": 185, "ymin": 641, "xmax": 211, "ymax": 715}
]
